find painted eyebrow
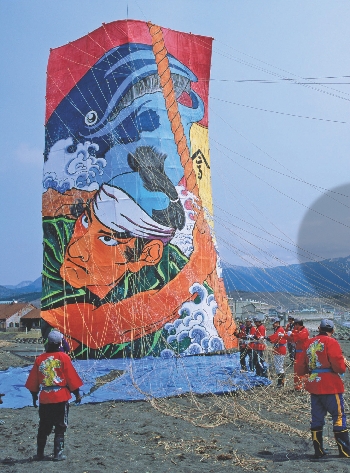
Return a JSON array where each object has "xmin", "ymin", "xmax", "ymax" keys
[
  {"xmin": 98, "ymin": 229, "xmax": 119, "ymax": 238},
  {"xmin": 97, "ymin": 229, "xmax": 131, "ymax": 240}
]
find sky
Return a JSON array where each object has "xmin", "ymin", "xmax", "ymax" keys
[{"xmin": 1, "ymin": 0, "xmax": 350, "ymax": 285}]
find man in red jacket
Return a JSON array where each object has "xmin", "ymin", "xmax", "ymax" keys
[
  {"xmin": 286, "ymin": 318, "xmax": 309, "ymax": 391},
  {"xmin": 234, "ymin": 317, "xmax": 254, "ymax": 371},
  {"xmin": 250, "ymin": 317, "xmax": 267, "ymax": 378},
  {"xmin": 297, "ymin": 319, "xmax": 350, "ymax": 459},
  {"xmin": 266, "ymin": 317, "xmax": 287, "ymax": 388},
  {"xmin": 25, "ymin": 330, "xmax": 83, "ymax": 461}
]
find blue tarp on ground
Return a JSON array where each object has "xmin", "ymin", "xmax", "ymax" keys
[{"xmin": 0, "ymin": 353, "xmax": 270, "ymax": 408}]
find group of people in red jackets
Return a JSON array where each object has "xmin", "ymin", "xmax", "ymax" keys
[
  {"xmin": 19, "ymin": 316, "xmax": 350, "ymax": 462},
  {"xmin": 235, "ymin": 315, "xmax": 289, "ymax": 387},
  {"xmin": 235, "ymin": 315, "xmax": 350, "ymax": 460}
]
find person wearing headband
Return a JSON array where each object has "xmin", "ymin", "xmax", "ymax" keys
[
  {"xmin": 41, "ymin": 147, "xmax": 218, "ymax": 357},
  {"xmin": 60, "ymin": 184, "xmax": 176, "ymax": 298}
]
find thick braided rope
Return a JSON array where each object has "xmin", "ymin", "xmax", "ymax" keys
[
  {"xmin": 147, "ymin": 23, "xmax": 237, "ymax": 348},
  {"xmin": 147, "ymin": 22, "xmax": 201, "ymax": 203}
]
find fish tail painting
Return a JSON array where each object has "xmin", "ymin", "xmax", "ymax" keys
[{"xmin": 41, "ymin": 19, "xmax": 237, "ymax": 359}]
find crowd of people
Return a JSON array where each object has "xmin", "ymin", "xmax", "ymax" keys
[
  {"xmin": 235, "ymin": 315, "xmax": 350, "ymax": 460},
  {"xmin": 1, "ymin": 317, "xmax": 349, "ymax": 462}
]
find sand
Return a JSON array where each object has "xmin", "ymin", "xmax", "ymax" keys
[{"xmin": 1, "ymin": 339, "xmax": 350, "ymax": 472}]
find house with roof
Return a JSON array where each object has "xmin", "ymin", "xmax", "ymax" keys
[
  {"xmin": 241, "ymin": 303, "xmax": 258, "ymax": 319},
  {"xmin": 233, "ymin": 299, "xmax": 269, "ymax": 320},
  {"xmin": 20, "ymin": 308, "xmax": 42, "ymax": 331},
  {"xmin": 0, "ymin": 302, "xmax": 35, "ymax": 331}
]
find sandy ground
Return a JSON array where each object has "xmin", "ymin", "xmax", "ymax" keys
[{"xmin": 1, "ymin": 337, "xmax": 350, "ymax": 472}]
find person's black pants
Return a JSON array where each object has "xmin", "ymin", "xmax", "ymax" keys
[
  {"xmin": 239, "ymin": 347, "xmax": 253, "ymax": 370},
  {"xmin": 253, "ymin": 350, "xmax": 267, "ymax": 377},
  {"xmin": 287, "ymin": 342, "xmax": 295, "ymax": 362},
  {"xmin": 38, "ymin": 401, "xmax": 69, "ymax": 439}
]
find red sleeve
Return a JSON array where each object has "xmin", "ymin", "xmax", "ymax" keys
[
  {"xmin": 302, "ymin": 328, "xmax": 309, "ymax": 341},
  {"xmin": 269, "ymin": 327, "xmax": 284, "ymax": 343},
  {"xmin": 259, "ymin": 325, "xmax": 266, "ymax": 337},
  {"xmin": 25, "ymin": 360, "xmax": 40, "ymax": 393},
  {"xmin": 268, "ymin": 331, "xmax": 278, "ymax": 343},
  {"xmin": 63, "ymin": 356, "xmax": 83, "ymax": 391},
  {"xmin": 328, "ymin": 339, "xmax": 346, "ymax": 374},
  {"xmin": 236, "ymin": 326, "xmax": 246, "ymax": 339},
  {"xmin": 292, "ymin": 328, "xmax": 309, "ymax": 343}
]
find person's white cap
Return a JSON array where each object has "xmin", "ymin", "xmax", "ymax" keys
[{"xmin": 48, "ymin": 330, "xmax": 63, "ymax": 344}]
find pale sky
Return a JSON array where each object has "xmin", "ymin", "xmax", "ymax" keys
[{"xmin": 1, "ymin": 0, "xmax": 350, "ymax": 284}]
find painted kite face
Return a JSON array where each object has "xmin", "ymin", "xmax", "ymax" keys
[
  {"xmin": 60, "ymin": 206, "xmax": 138, "ymax": 292},
  {"xmin": 60, "ymin": 202, "xmax": 165, "ymax": 297}
]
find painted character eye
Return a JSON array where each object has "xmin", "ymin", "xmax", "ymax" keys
[
  {"xmin": 85, "ymin": 110, "xmax": 98, "ymax": 126},
  {"xmin": 98, "ymin": 236, "xmax": 118, "ymax": 246},
  {"xmin": 81, "ymin": 215, "xmax": 89, "ymax": 228}
]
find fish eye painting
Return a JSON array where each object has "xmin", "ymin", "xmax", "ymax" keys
[{"xmin": 41, "ymin": 19, "xmax": 237, "ymax": 359}]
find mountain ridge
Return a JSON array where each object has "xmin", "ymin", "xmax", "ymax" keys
[
  {"xmin": 2, "ymin": 255, "xmax": 350, "ymax": 300},
  {"xmin": 222, "ymin": 255, "xmax": 350, "ymax": 295}
]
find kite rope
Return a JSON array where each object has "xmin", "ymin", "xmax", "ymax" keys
[
  {"xmin": 147, "ymin": 22, "xmax": 237, "ymax": 347},
  {"xmin": 147, "ymin": 22, "xmax": 200, "ymax": 203}
]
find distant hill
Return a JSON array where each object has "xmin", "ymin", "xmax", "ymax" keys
[
  {"xmin": 0, "ymin": 285, "xmax": 17, "ymax": 299},
  {"xmin": 222, "ymin": 255, "xmax": 350, "ymax": 295},
  {"xmin": 0, "ymin": 276, "xmax": 42, "ymax": 301},
  {"xmin": 4, "ymin": 276, "xmax": 42, "ymax": 292},
  {"xmin": 4, "ymin": 280, "xmax": 33, "ymax": 289},
  {"xmin": 3, "ymin": 256, "xmax": 350, "ymax": 300}
]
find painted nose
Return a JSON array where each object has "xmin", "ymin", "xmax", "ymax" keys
[{"xmin": 67, "ymin": 237, "xmax": 90, "ymax": 262}]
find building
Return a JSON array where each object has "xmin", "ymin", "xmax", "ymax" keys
[
  {"xmin": 0, "ymin": 302, "xmax": 35, "ymax": 331},
  {"xmin": 20, "ymin": 308, "xmax": 42, "ymax": 331},
  {"xmin": 233, "ymin": 299, "xmax": 269, "ymax": 320}
]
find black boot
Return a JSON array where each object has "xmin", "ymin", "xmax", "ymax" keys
[
  {"xmin": 311, "ymin": 428, "xmax": 327, "ymax": 460},
  {"xmin": 334, "ymin": 430, "xmax": 350, "ymax": 458},
  {"xmin": 53, "ymin": 434, "xmax": 66, "ymax": 461},
  {"xmin": 277, "ymin": 374, "xmax": 285, "ymax": 388},
  {"xmin": 33, "ymin": 436, "xmax": 46, "ymax": 461}
]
